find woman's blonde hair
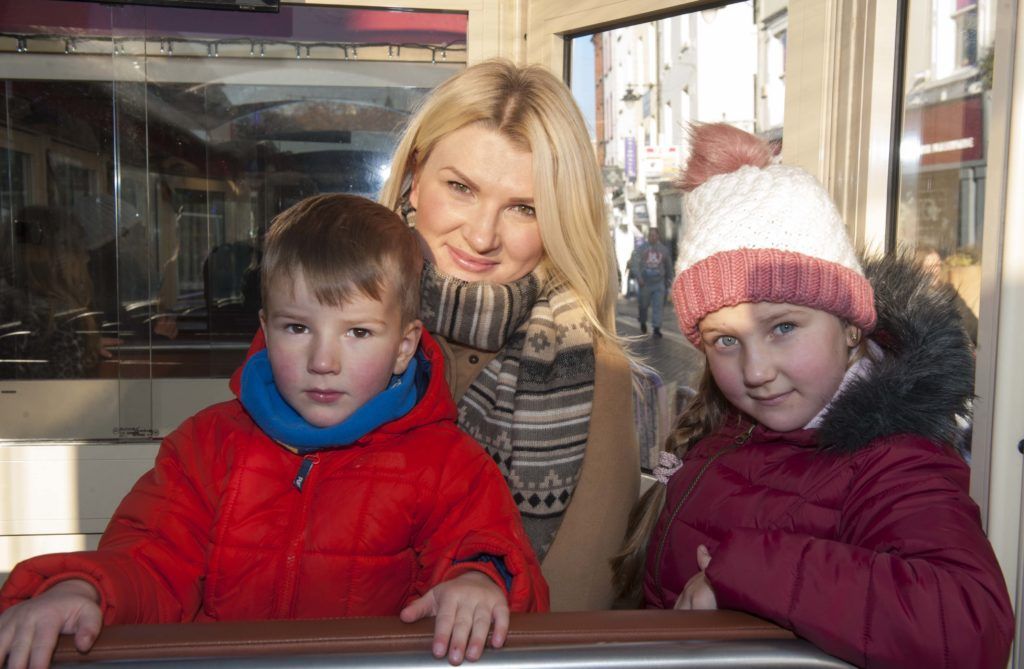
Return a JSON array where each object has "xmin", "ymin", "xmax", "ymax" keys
[{"xmin": 379, "ymin": 58, "xmax": 619, "ymax": 344}]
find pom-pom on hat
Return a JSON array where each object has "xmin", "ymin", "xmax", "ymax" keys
[{"xmin": 672, "ymin": 123, "xmax": 877, "ymax": 346}]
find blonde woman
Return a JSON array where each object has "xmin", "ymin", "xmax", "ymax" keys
[{"xmin": 380, "ymin": 59, "xmax": 640, "ymax": 610}]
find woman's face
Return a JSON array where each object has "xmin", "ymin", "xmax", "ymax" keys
[{"xmin": 409, "ymin": 124, "xmax": 544, "ymax": 284}]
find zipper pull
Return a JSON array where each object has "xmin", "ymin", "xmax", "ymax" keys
[
  {"xmin": 293, "ymin": 455, "xmax": 317, "ymax": 492},
  {"xmin": 735, "ymin": 423, "xmax": 756, "ymax": 445}
]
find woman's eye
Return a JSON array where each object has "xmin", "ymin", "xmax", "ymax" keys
[
  {"xmin": 774, "ymin": 322, "xmax": 796, "ymax": 335},
  {"xmin": 510, "ymin": 204, "xmax": 536, "ymax": 218},
  {"xmin": 447, "ymin": 181, "xmax": 471, "ymax": 195},
  {"xmin": 284, "ymin": 323, "xmax": 308, "ymax": 335},
  {"xmin": 348, "ymin": 328, "xmax": 372, "ymax": 338}
]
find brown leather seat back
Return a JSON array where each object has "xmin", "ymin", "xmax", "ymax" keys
[{"xmin": 54, "ymin": 611, "xmax": 794, "ymax": 664}]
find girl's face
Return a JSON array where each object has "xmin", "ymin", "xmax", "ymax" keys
[
  {"xmin": 409, "ymin": 123, "xmax": 544, "ymax": 284},
  {"xmin": 699, "ymin": 302, "xmax": 859, "ymax": 432}
]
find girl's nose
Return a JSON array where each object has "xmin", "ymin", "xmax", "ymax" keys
[
  {"xmin": 742, "ymin": 347, "xmax": 776, "ymax": 387},
  {"xmin": 308, "ymin": 337, "xmax": 340, "ymax": 374},
  {"xmin": 461, "ymin": 209, "xmax": 499, "ymax": 254}
]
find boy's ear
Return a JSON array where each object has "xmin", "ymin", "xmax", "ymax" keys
[
  {"xmin": 393, "ymin": 319, "xmax": 423, "ymax": 375},
  {"xmin": 258, "ymin": 309, "xmax": 268, "ymax": 337}
]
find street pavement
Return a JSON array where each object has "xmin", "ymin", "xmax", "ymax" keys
[{"xmin": 615, "ymin": 293, "xmax": 704, "ymax": 400}]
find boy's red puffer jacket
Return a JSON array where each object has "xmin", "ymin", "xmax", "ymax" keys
[{"xmin": 1, "ymin": 331, "xmax": 548, "ymax": 622}]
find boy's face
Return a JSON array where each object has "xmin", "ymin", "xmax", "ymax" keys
[{"xmin": 259, "ymin": 270, "xmax": 422, "ymax": 428}]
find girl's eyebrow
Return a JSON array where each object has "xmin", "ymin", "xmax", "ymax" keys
[
  {"xmin": 700, "ymin": 306, "xmax": 807, "ymax": 336},
  {"xmin": 756, "ymin": 306, "xmax": 806, "ymax": 324},
  {"xmin": 699, "ymin": 325, "xmax": 726, "ymax": 338}
]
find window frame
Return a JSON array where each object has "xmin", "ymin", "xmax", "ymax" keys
[{"xmin": 527, "ymin": 0, "xmax": 1023, "ymax": 640}]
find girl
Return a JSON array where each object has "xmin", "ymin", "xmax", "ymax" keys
[{"xmin": 614, "ymin": 123, "xmax": 1013, "ymax": 669}]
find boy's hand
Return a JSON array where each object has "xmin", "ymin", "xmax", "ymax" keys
[
  {"xmin": 400, "ymin": 570, "xmax": 509, "ymax": 665},
  {"xmin": 674, "ymin": 545, "xmax": 718, "ymax": 610},
  {"xmin": 0, "ymin": 579, "xmax": 102, "ymax": 669}
]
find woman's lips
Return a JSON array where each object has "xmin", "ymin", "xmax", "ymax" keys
[
  {"xmin": 306, "ymin": 390, "xmax": 343, "ymax": 404},
  {"xmin": 446, "ymin": 246, "xmax": 498, "ymax": 274}
]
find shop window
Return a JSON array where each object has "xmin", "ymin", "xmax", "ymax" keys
[
  {"xmin": 0, "ymin": 0, "xmax": 466, "ymax": 438},
  {"xmin": 0, "ymin": 149, "xmax": 30, "ymax": 233}
]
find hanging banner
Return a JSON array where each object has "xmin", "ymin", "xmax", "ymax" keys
[{"xmin": 624, "ymin": 137, "xmax": 637, "ymax": 181}]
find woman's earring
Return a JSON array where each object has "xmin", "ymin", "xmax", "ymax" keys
[
  {"xmin": 400, "ymin": 191, "xmax": 416, "ymax": 228},
  {"xmin": 399, "ymin": 171, "xmax": 416, "ymax": 228},
  {"xmin": 401, "ymin": 203, "xmax": 417, "ymax": 228}
]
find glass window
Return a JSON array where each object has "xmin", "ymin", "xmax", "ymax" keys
[
  {"xmin": 955, "ymin": 3, "xmax": 979, "ymax": 67},
  {"xmin": 0, "ymin": 0, "xmax": 466, "ymax": 437},
  {"xmin": 897, "ymin": 0, "xmax": 993, "ymax": 350},
  {"xmin": 0, "ymin": 149, "xmax": 30, "ymax": 236},
  {"xmin": 569, "ymin": 0, "xmax": 787, "ymax": 468}
]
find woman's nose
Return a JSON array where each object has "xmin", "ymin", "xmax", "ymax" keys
[
  {"xmin": 308, "ymin": 337, "xmax": 340, "ymax": 374},
  {"xmin": 461, "ymin": 208, "xmax": 499, "ymax": 254}
]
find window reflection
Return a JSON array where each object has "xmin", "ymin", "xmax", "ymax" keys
[
  {"xmin": 0, "ymin": 1, "xmax": 465, "ymax": 386},
  {"xmin": 1, "ymin": 206, "xmax": 102, "ymax": 379},
  {"xmin": 0, "ymin": 149, "xmax": 30, "ymax": 231},
  {"xmin": 898, "ymin": 0, "xmax": 993, "ymax": 346}
]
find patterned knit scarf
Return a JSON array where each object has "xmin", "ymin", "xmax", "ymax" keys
[{"xmin": 420, "ymin": 262, "xmax": 596, "ymax": 559}]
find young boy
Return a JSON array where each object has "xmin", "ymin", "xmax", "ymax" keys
[{"xmin": 0, "ymin": 194, "xmax": 548, "ymax": 668}]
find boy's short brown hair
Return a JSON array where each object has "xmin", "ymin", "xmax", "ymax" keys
[{"xmin": 260, "ymin": 194, "xmax": 422, "ymax": 323}]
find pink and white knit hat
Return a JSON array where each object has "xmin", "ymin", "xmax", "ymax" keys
[{"xmin": 672, "ymin": 123, "xmax": 876, "ymax": 346}]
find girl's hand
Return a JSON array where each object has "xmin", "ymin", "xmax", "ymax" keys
[
  {"xmin": 674, "ymin": 545, "xmax": 718, "ymax": 610},
  {"xmin": 400, "ymin": 571, "xmax": 509, "ymax": 665},
  {"xmin": 0, "ymin": 579, "xmax": 102, "ymax": 669}
]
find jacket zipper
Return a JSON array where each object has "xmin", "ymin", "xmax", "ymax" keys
[
  {"xmin": 293, "ymin": 455, "xmax": 316, "ymax": 491},
  {"xmin": 275, "ymin": 454, "xmax": 319, "ymax": 617},
  {"xmin": 652, "ymin": 423, "xmax": 756, "ymax": 599}
]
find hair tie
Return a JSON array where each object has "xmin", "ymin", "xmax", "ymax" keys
[{"xmin": 653, "ymin": 450, "xmax": 683, "ymax": 485}]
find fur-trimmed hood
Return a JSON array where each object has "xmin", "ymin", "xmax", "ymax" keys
[{"xmin": 817, "ymin": 254, "xmax": 975, "ymax": 453}]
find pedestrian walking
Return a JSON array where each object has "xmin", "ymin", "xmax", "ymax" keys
[{"xmin": 629, "ymin": 228, "xmax": 672, "ymax": 337}]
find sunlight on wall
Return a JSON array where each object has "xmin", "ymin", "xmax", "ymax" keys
[
  {"xmin": 0, "ymin": 535, "xmax": 93, "ymax": 578},
  {"xmin": 0, "ymin": 443, "xmax": 80, "ymax": 535},
  {"xmin": 0, "ymin": 442, "xmax": 156, "ymax": 573}
]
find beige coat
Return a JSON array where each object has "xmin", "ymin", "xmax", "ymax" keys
[{"xmin": 433, "ymin": 335, "xmax": 640, "ymax": 611}]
